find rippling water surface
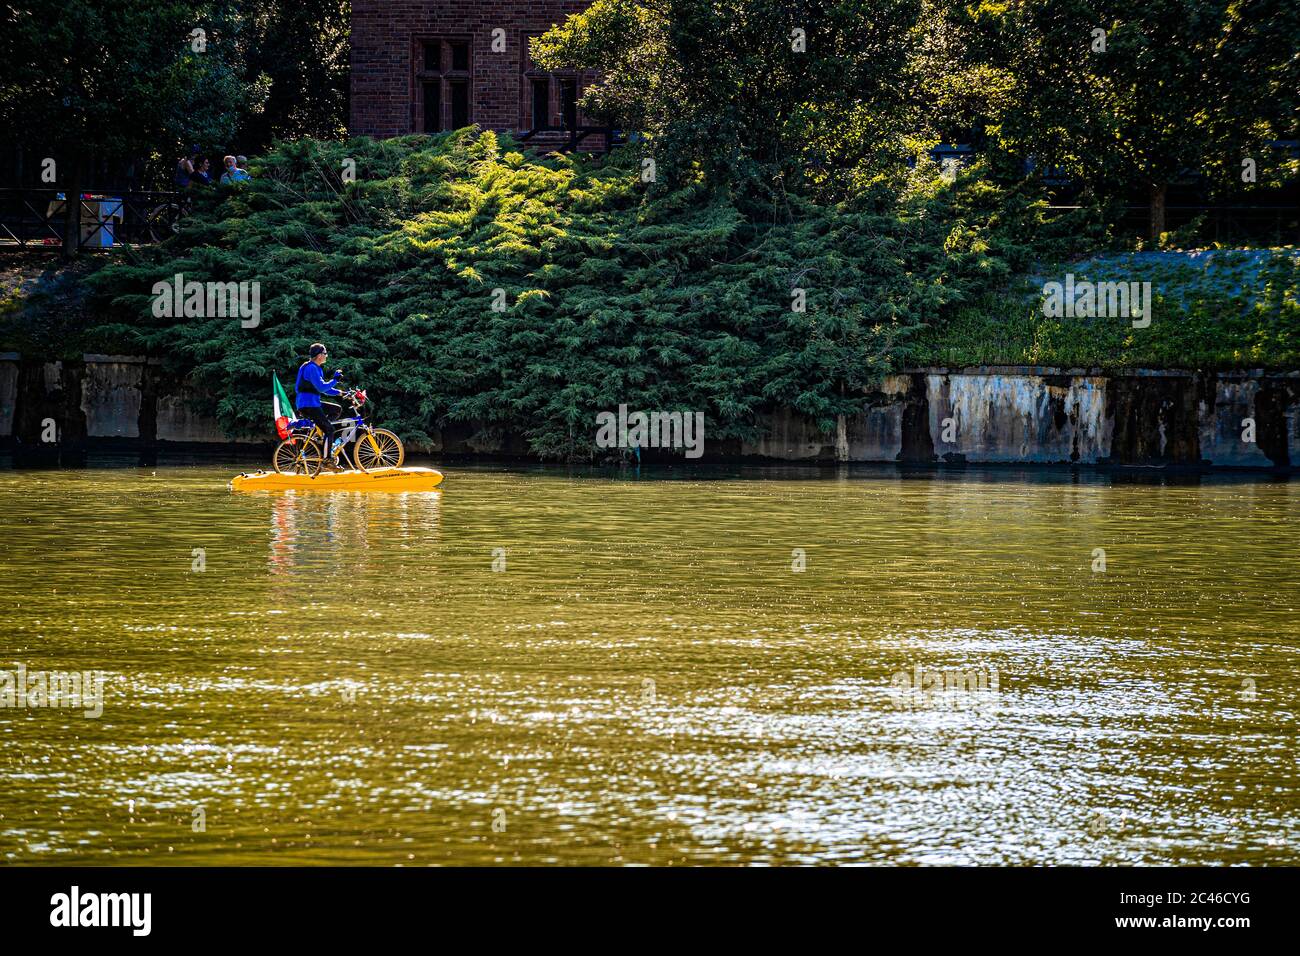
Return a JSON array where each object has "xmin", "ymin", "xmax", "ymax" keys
[{"xmin": 0, "ymin": 462, "xmax": 1295, "ymax": 865}]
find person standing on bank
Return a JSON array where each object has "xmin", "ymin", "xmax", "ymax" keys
[
  {"xmin": 174, "ymin": 148, "xmax": 200, "ymax": 188},
  {"xmin": 295, "ymin": 343, "xmax": 345, "ymax": 468},
  {"xmin": 220, "ymin": 155, "xmax": 250, "ymax": 185},
  {"xmin": 191, "ymin": 157, "xmax": 214, "ymax": 187}
]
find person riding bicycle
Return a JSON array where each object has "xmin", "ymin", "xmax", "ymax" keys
[{"xmin": 295, "ymin": 343, "xmax": 347, "ymax": 469}]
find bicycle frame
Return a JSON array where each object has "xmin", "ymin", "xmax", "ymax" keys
[
  {"xmin": 326, "ymin": 415, "xmax": 364, "ymax": 447},
  {"xmin": 289, "ymin": 394, "xmax": 387, "ymax": 470}
]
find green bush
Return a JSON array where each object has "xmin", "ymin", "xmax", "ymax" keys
[{"xmin": 88, "ymin": 132, "xmax": 1062, "ymax": 457}]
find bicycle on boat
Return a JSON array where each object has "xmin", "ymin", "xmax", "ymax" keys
[{"xmin": 272, "ymin": 388, "xmax": 404, "ymax": 477}]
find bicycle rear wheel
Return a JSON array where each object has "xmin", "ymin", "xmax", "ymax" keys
[{"xmin": 274, "ymin": 437, "xmax": 323, "ymax": 477}]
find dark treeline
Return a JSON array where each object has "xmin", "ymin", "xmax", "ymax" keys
[
  {"xmin": 0, "ymin": 0, "xmax": 1295, "ymax": 234},
  {"xmin": 0, "ymin": 0, "xmax": 349, "ymax": 189}
]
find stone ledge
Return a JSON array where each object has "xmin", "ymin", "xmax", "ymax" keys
[
  {"xmin": 903, "ymin": 366, "xmax": 1300, "ymax": 378},
  {"xmin": 81, "ymin": 354, "xmax": 162, "ymax": 364}
]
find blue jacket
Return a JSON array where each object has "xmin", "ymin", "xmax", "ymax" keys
[{"xmin": 295, "ymin": 362, "xmax": 342, "ymax": 409}]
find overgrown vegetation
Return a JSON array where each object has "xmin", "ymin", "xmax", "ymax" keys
[
  {"xmin": 912, "ymin": 251, "xmax": 1300, "ymax": 369},
  {"xmin": 85, "ymin": 133, "xmax": 1087, "ymax": 455}
]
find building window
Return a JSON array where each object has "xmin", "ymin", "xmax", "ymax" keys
[
  {"xmin": 559, "ymin": 79, "xmax": 578, "ymax": 131},
  {"xmin": 522, "ymin": 33, "xmax": 550, "ymax": 130},
  {"xmin": 416, "ymin": 37, "xmax": 471, "ymax": 132},
  {"xmin": 422, "ymin": 82, "xmax": 441, "ymax": 134},
  {"xmin": 522, "ymin": 32, "xmax": 584, "ymax": 132},
  {"xmin": 530, "ymin": 77, "xmax": 550, "ymax": 130},
  {"xmin": 449, "ymin": 80, "xmax": 470, "ymax": 130},
  {"xmin": 450, "ymin": 40, "xmax": 470, "ymax": 72}
]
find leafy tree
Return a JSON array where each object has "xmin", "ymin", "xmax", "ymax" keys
[
  {"xmin": 232, "ymin": 1, "xmax": 351, "ymax": 149},
  {"xmin": 0, "ymin": 0, "xmax": 249, "ymax": 251},
  {"xmin": 532, "ymin": 0, "xmax": 928, "ymax": 202},
  {"xmin": 0, "ymin": 0, "xmax": 351, "ymax": 208},
  {"xmin": 0, "ymin": 0, "xmax": 253, "ymax": 165},
  {"xmin": 534, "ymin": 0, "xmax": 1298, "ymax": 239},
  {"xmin": 962, "ymin": 0, "xmax": 1300, "ymax": 238}
]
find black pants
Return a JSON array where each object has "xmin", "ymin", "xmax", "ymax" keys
[{"xmin": 299, "ymin": 405, "xmax": 336, "ymax": 450}]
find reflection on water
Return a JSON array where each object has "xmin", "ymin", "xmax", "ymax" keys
[
  {"xmin": 267, "ymin": 490, "xmax": 443, "ymax": 577},
  {"xmin": 0, "ymin": 462, "xmax": 1296, "ymax": 865}
]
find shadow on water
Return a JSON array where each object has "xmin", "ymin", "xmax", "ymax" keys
[{"xmin": 5, "ymin": 449, "xmax": 1294, "ymax": 489}]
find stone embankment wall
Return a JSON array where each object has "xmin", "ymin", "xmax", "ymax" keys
[
  {"xmin": 1, "ymin": 355, "xmax": 1296, "ymax": 468},
  {"xmin": 746, "ymin": 369, "xmax": 1299, "ymax": 468}
]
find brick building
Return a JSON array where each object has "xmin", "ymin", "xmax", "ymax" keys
[{"xmin": 350, "ymin": 1, "xmax": 607, "ymax": 150}]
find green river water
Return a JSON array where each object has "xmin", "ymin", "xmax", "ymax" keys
[{"xmin": 0, "ymin": 462, "xmax": 1296, "ymax": 865}]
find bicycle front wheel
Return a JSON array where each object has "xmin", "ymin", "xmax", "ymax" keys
[{"xmin": 354, "ymin": 428, "xmax": 404, "ymax": 471}]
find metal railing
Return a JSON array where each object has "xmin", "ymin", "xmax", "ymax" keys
[
  {"xmin": 517, "ymin": 124, "xmax": 627, "ymax": 154},
  {"xmin": 0, "ymin": 187, "xmax": 188, "ymax": 250}
]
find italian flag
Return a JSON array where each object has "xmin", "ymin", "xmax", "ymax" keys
[{"xmin": 273, "ymin": 374, "xmax": 293, "ymax": 436}]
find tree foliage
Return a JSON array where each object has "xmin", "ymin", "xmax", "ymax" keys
[
  {"xmin": 532, "ymin": 0, "xmax": 930, "ymax": 202},
  {"xmin": 0, "ymin": 0, "xmax": 349, "ymax": 183},
  {"xmin": 231, "ymin": 0, "xmax": 351, "ymax": 149},
  {"xmin": 0, "ymin": 0, "xmax": 248, "ymax": 173},
  {"xmin": 536, "ymin": 0, "xmax": 1298, "ymax": 232},
  {"xmin": 964, "ymin": 0, "xmax": 1299, "ymax": 192}
]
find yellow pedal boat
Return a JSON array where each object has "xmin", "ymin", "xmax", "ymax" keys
[{"xmin": 230, "ymin": 466, "xmax": 444, "ymax": 492}]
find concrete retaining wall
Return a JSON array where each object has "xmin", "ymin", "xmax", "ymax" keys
[
  {"xmin": 80, "ymin": 356, "xmax": 144, "ymax": 438},
  {"xmin": 0, "ymin": 353, "xmax": 250, "ymax": 449},
  {"xmin": 739, "ymin": 368, "xmax": 1299, "ymax": 468},
  {"xmin": 1, "ymin": 355, "xmax": 1296, "ymax": 468}
]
